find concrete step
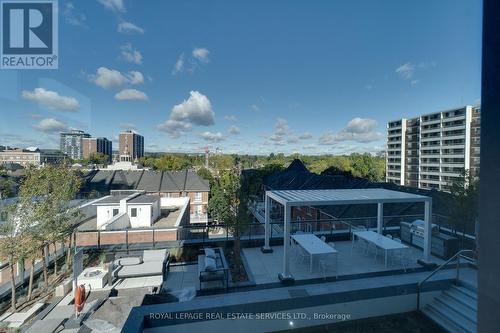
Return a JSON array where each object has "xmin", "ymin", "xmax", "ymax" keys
[
  {"xmin": 422, "ymin": 305, "xmax": 468, "ymax": 333},
  {"xmin": 436, "ymin": 294, "xmax": 477, "ymax": 324},
  {"xmin": 451, "ymin": 285, "xmax": 477, "ymax": 300},
  {"xmin": 443, "ymin": 289, "xmax": 477, "ymax": 312},
  {"xmin": 427, "ymin": 301, "xmax": 476, "ymax": 333}
]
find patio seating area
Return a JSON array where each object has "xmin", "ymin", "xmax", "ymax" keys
[{"xmin": 243, "ymin": 237, "xmax": 444, "ymax": 285}]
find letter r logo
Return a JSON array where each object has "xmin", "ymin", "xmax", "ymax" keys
[{"xmin": 2, "ymin": 2, "xmax": 53, "ymax": 54}]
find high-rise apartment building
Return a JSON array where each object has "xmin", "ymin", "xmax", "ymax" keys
[
  {"xmin": 60, "ymin": 130, "xmax": 91, "ymax": 160},
  {"xmin": 386, "ymin": 105, "xmax": 480, "ymax": 191},
  {"xmin": 119, "ymin": 130, "xmax": 144, "ymax": 161},
  {"xmin": 82, "ymin": 137, "xmax": 113, "ymax": 162}
]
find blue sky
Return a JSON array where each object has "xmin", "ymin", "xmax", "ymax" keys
[{"xmin": 0, "ymin": 0, "xmax": 482, "ymax": 155}]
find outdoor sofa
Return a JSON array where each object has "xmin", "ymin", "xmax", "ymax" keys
[
  {"xmin": 198, "ymin": 247, "xmax": 229, "ymax": 291},
  {"xmin": 112, "ymin": 249, "xmax": 170, "ymax": 280}
]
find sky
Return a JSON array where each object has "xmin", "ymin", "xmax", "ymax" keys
[{"xmin": 0, "ymin": 0, "xmax": 483, "ymax": 155}]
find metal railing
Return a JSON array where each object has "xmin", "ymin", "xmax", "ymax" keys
[{"xmin": 416, "ymin": 249, "xmax": 475, "ymax": 310}]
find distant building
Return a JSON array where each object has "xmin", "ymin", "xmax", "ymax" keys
[
  {"xmin": 119, "ymin": 130, "xmax": 144, "ymax": 161},
  {"xmin": 60, "ymin": 130, "xmax": 91, "ymax": 160},
  {"xmin": 386, "ymin": 105, "xmax": 481, "ymax": 191},
  {"xmin": 0, "ymin": 148, "xmax": 66, "ymax": 167},
  {"xmin": 82, "ymin": 137, "xmax": 113, "ymax": 162},
  {"xmin": 81, "ymin": 169, "xmax": 210, "ymax": 223},
  {"xmin": 93, "ymin": 191, "xmax": 161, "ymax": 230}
]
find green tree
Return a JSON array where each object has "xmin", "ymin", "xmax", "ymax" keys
[
  {"xmin": 208, "ymin": 169, "xmax": 251, "ymax": 274},
  {"xmin": 18, "ymin": 165, "xmax": 82, "ymax": 287},
  {"xmin": 197, "ymin": 167, "xmax": 214, "ymax": 185},
  {"xmin": 447, "ymin": 170, "xmax": 479, "ymax": 248},
  {"xmin": 0, "ymin": 177, "xmax": 15, "ymax": 199},
  {"xmin": 0, "ymin": 205, "xmax": 23, "ymax": 310}
]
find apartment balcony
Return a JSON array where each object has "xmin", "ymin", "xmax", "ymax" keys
[
  {"xmin": 420, "ymin": 171, "xmax": 441, "ymax": 177},
  {"xmin": 441, "ymin": 134, "xmax": 465, "ymax": 141},
  {"xmin": 440, "ymin": 153, "xmax": 465, "ymax": 159},
  {"xmin": 442, "ymin": 114, "xmax": 465, "ymax": 121},
  {"xmin": 420, "ymin": 127, "xmax": 442, "ymax": 134},
  {"xmin": 420, "ymin": 136, "xmax": 441, "ymax": 143},
  {"xmin": 420, "ymin": 118, "xmax": 441, "ymax": 125},
  {"xmin": 441, "ymin": 124, "xmax": 466, "ymax": 131},
  {"xmin": 419, "ymin": 179, "xmax": 442, "ymax": 185}
]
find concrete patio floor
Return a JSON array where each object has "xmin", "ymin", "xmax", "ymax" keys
[{"xmin": 242, "ymin": 240, "xmax": 446, "ymax": 284}]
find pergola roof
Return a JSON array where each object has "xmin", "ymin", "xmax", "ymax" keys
[{"xmin": 267, "ymin": 188, "xmax": 431, "ymax": 206}]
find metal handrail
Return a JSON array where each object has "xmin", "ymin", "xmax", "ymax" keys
[{"xmin": 416, "ymin": 249, "xmax": 475, "ymax": 310}]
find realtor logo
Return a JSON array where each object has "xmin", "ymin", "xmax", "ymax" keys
[{"xmin": 1, "ymin": 1, "xmax": 58, "ymax": 69}]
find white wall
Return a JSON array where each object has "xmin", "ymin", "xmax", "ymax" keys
[
  {"xmin": 128, "ymin": 204, "xmax": 153, "ymax": 228},
  {"xmin": 102, "ymin": 212, "xmax": 130, "ymax": 230},
  {"xmin": 96, "ymin": 205, "xmax": 121, "ymax": 229}
]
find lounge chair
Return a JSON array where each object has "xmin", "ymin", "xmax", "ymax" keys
[{"xmin": 113, "ymin": 249, "xmax": 170, "ymax": 280}]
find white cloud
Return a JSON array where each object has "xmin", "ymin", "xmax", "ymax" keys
[
  {"xmin": 395, "ymin": 62, "xmax": 415, "ymax": 79},
  {"xmin": 229, "ymin": 125, "xmax": 240, "ymax": 135},
  {"xmin": 97, "ymin": 0, "xmax": 125, "ymax": 13},
  {"xmin": 298, "ymin": 132, "xmax": 313, "ymax": 140},
  {"xmin": 170, "ymin": 91, "xmax": 215, "ymax": 126},
  {"xmin": 275, "ymin": 118, "xmax": 289, "ymax": 136},
  {"xmin": 127, "ymin": 71, "xmax": 144, "ymax": 85},
  {"xmin": 22, "ymin": 88, "xmax": 79, "ymax": 111},
  {"xmin": 32, "ymin": 118, "xmax": 70, "ymax": 133},
  {"xmin": 198, "ymin": 131, "xmax": 224, "ymax": 142},
  {"xmin": 63, "ymin": 3, "xmax": 86, "ymax": 26},
  {"xmin": 318, "ymin": 132, "xmax": 336, "ymax": 145},
  {"xmin": 158, "ymin": 91, "xmax": 215, "ymax": 138},
  {"xmin": 88, "ymin": 67, "xmax": 144, "ymax": 89},
  {"xmin": 157, "ymin": 120, "xmax": 192, "ymax": 138},
  {"xmin": 117, "ymin": 21, "xmax": 144, "ymax": 34},
  {"xmin": 115, "ymin": 88, "xmax": 148, "ymax": 101},
  {"xmin": 344, "ymin": 117, "xmax": 377, "ymax": 133},
  {"xmin": 250, "ymin": 104, "xmax": 260, "ymax": 112},
  {"xmin": 192, "ymin": 48, "xmax": 210, "ymax": 63},
  {"xmin": 318, "ymin": 117, "xmax": 383, "ymax": 145},
  {"xmin": 89, "ymin": 67, "xmax": 127, "ymax": 89},
  {"xmin": 224, "ymin": 115, "xmax": 238, "ymax": 122},
  {"xmin": 172, "ymin": 54, "xmax": 184, "ymax": 74},
  {"xmin": 396, "ymin": 61, "xmax": 436, "ymax": 81},
  {"xmin": 120, "ymin": 43, "xmax": 142, "ymax": 64}
]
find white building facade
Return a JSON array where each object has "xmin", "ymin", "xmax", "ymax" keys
[{"xmin": 386, "ymin": 105, "xmax": 480, "ymax": 191}]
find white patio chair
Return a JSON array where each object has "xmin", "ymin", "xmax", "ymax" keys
[
  {"xmin": 320, "ymin": 236, "xmax": 326, "ymax": 242},
  {"xmin": 390, "ymin": 247, "xmax": 410, "ymax": 272},
  {"xmin": 386, "ymin": 234, "xmax": 393, "ymax": 239},
  {"xmin": 295, "ymin": 246, "xmax": 309, "ymax": 266},
  {"xmin": 319, "ymin": 254, "xmax": 338, "ymax": 279}
]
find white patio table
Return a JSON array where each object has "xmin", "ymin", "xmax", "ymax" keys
[
  {"xmin": 291, "ymin": 234, "xmax": 338, "ymax": 273},
  {"xmin": 353, "ymin": 230, "xmax": 408, "ymax": 267}
]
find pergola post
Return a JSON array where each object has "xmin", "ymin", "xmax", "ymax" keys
[
  {"xmin": 423, "ymin": 200, "xmax": 433, "ymax": 260},
  {"xmin": 278, "ymin": 203, "xmax": 294, "ymax": 283},
  {"xmin": 261, "ymin": 194, "xmax": 273, "ymax": 253},
  {"xmin": 377, "ymin": 202, "xmax": 384, "ymax": 234}
]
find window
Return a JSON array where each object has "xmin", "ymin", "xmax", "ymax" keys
[
  {"xmin": 131, "ymin": 208, "xmax": 137, "ymax": 217},
  {"xmin": 195, "ymin": 192, "xmax": 202, "ymax": 202},
  {"xmin": 112, "ymin": 208, "xmax": 119, "ymax": 216}
]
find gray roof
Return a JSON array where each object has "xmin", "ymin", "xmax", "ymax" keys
[
  {"xmin": 268, "ymin": 188, "xmax": 431, "ymax": 206},
  {"xmin": 93, "ymin": 194, "xmax": 159, "ymax": 205},
  {"xmin": 82, "ymin": 169, "xmax": 209, "ymax": 194},
  {"xmin": 128, "ymin": 194, "xmax": 160, "ymax": 204}
]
